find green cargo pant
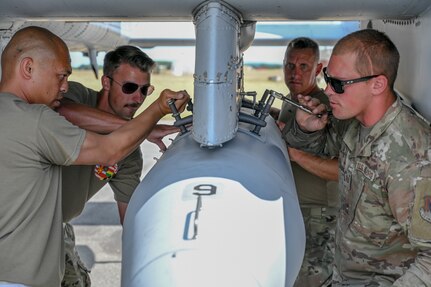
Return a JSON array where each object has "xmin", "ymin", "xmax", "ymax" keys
[
  {"xmin": 293, "ymin": 206, "xmax": 337, "ymax": 287},
  {"xmin": 62, "ymin": 223, "xmax": 91, "ymax": 287}
]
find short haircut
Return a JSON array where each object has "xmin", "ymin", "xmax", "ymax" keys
[
  {"xmin": 285, "ymin": 37, "xmax": 320, "ymax": 63},
  {"xmin": 333, "ymin": 29, "xmax": 400, "ymax": 90},
  {"xmin": 103, "ymin": 45, "xmax": 155, "ymax": 76}
]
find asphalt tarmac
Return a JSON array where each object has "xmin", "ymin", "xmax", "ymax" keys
[{"xmin": 70, "ymin": 121, "xmax": 175, "ymax": 286}]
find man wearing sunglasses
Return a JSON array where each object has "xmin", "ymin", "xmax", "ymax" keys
[
  {"xmin": 57, "ymin": 46, "xmax": 180, "ymax": 286},
  {"xmin": 273, "ymin": 37, "xmax": 339, "ymax": 287},
  {"xmin": 285, "ymin": 29, "xmax": 431, "ymax": 286}
]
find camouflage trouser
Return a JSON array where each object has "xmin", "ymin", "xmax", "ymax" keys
[
  {"xmin": 62, "ymin": 223, "xmax": 91, "ymax": 287},
  {"xmin": 294, "ymin": 207, "xmax": 337, "ymax": 287}
]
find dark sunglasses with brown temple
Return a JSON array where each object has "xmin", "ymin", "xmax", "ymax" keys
[{"xmin": 107, "ymin": 76, "xmax": 151, "ymax": 96}]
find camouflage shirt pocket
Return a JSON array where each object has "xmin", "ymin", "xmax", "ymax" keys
[{"xmin": 349, "ymin": 178, "xmax": 398, "ymax": 247}]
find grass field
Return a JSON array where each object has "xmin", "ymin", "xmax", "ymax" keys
[{"xmin": 68, "ymin": 67, "xmax": 288, "ymax": 118}]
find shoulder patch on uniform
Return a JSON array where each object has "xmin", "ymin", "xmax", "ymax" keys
[
  {"xmin": 410, "ymin": 178, "xmax": 431, "ymax": 242},
  {"xmin": 356, "ymin": 162, "xmax": 375, "ymax": 181},
  {"xmin": 94, "ymin": 163, "xmax": 118, "ymax": 180},
  {"xmin": 419, "ymin": 196, "xmax": 431, "ymax": 223}
]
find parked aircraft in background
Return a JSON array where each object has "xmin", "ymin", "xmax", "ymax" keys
[
  {"xmin": 1, "ymin": 0, "xmax": 431, "ymax": 286},
  {"xmin": 0, "ymin": 20, "xmax": 359, "ymax": 77}
]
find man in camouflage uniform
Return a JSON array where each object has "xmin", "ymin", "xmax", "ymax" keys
[
  {"xmin": 285, "ymin": 29, "xmax": 431, "ymax": 285},
  {"xmin": 273, "ymin": 37, "xmax": 339, "ymax": 286},
  {"xmin": 58, "ymin": 46, "xmax": 179, "ymax": 287}
]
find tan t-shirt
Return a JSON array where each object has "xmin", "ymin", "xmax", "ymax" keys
[
  {"xmin": 61, "ymin": 82, "xmax": 143, "ymax": 222},
  {"xmin": 279, "ymin": 89, "xmax": 338, "ymax": 209},
  {"xmin": 62, "ymin": 149, "xmax": 142, "ymax": 222},
  {"xmin": 0, "ymin": 93, "xmax": 85, "ymax": 287}
]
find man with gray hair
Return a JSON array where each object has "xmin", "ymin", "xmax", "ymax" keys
[{"xmin": 274, "ymin": 37, "xmax": 339, "ymax": 287}]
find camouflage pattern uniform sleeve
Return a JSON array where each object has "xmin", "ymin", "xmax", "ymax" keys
[
  {"xmin": 390, "ymin": 162, "xmax": 431, "ymax": 286},
  {"xmin": 283, "ymin": 120, "xmax": 327, "ymax": 153},
  {"xmin": 284, "ymin": 118, "xmax": 348, "ymax": 158}
]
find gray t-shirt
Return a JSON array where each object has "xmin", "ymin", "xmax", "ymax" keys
[
  {"xmin": 61, "ymin": 82, "xmax": 143, "ymax": 222},
  {"xmin": 0, "ymin": 93, "xmax": 85, "ymax": 287},
  {"xmin": 279, "ymin": 89, "xmax": 338, "ymax": 208}
]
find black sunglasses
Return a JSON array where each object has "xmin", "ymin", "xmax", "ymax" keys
[
  {"xmin": 107, "ymin": 76, "xmax": 150, "ymax": 96},
  {"xmin": 323, "ymin": 67, "xmax": 379, "ymax": 94}
]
